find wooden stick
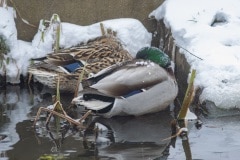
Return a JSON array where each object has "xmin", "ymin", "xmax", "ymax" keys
[
  {"xmin": 79, "ymin": 110, "xmax": 92, "ymax": 123},
  {"xmin": 33, "ymin": 107, "xmax": 44, "ymax": 127},
  {"xmin": 33, "ymin": 107, "xmax": 86, "ymax": 128},
  {"xmin": 177, "ymin": 69, "xmax": 196, "ymax": 120}
]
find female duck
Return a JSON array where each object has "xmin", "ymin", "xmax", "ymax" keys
[
  {"xmin": 28, "ymin": 35, "xmax": 132, "ymax": 92},
  {"xmin": 72, "ymin": 47, "xmax": 178, "ymax": 118}
]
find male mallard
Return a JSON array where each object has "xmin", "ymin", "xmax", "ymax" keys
[
  {"xmin": 28, "ymin": 35, "xmax": 133, "ymax": 92},
  {"xmin": 72, "ymin": 47, "xmax": 178, "ymax": 118}
]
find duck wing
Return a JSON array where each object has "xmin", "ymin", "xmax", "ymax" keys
[
  {"xmin": 44, "ymin": 52, "xmax": 77, "ymax": 66},
  {"xmin": 28, "ymin": 62, "xmax": 71, "ymax": 74},
  {"xmin": 90, "ymin": 60, "xmax": 169, "ymax": 97}
]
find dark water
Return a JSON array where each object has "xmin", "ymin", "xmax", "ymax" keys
[{"xmin": 1, "ymin": 85, "xmax": 240, "ymax": 160}]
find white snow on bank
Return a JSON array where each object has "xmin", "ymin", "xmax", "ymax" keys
[
  {"xmin": 32, "ymin": 18, "xmax": 151, "ymax": 57},
  {"xmin": 150, "ymin": 0, "xmax": 240, "ymax": 109}
]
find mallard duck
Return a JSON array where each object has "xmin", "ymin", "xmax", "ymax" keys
[
  {"xmin": 72, "ymin": 47, "xmax": 178, "ymax": 118},
  {"xmin": 28, "ymin": 35, "xmax": 133, "ymax": 92}
]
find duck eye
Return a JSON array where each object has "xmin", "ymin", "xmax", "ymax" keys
[{"xmin": 83, "ymin": 94, "xmax": 89, "ymax": 100}]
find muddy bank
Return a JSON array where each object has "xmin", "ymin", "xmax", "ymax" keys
[{"xmin": 10, "ymin": 0, "xmax": 164, "ymax": 42}]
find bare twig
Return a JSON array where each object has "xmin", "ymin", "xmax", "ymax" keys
[
  {"xmin": 162, "ymin": 127, "xmax": 188, "ymax": 141},
  {"xmin": 176, "ymin": 44, "xmax": 203, "ymax": 60},
  {"xmin": 33, "ymin": 106, "xmax": 88, "ymax": 128},
  {"xmin": 100, "ymin": 23, "xmax": 106, "ymax": 36}
]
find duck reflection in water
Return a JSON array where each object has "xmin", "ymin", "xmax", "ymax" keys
[
  {"xmin": 6, "ymin": 110, "xmax": 177, "ymax": 160},
  {"xmin": 33, "ymin": 108, "xmax": 177, "ymax": 159},
  {"xmin": 82, "ymin": 111, "xmax": 175, "ymax": 160}
]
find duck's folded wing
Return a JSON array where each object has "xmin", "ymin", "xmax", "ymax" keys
[
  {"xmin": 91, "ymin": 61, "xmax": 169, "ymax": 97},
  {"xmin": 28, "ymin": 62, "xmax": 70, "ymax": 74},
  {"xmin": 79, "ymin": 99, "xmax": 112, "ymax": 110},
  {"xmin": 45, "ymin": 53, "xmax": 77, "ymax": 66}
]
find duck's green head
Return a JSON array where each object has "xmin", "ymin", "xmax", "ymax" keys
[{"xmin": 136, "ymin": 47, "xmax": 171, "ymax": 68}]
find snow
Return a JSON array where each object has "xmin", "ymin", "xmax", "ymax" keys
[
  {"xmin": 1, "ymin": 0, "xmax": 240, "ymax": 110},
  {"xmin": 150, "ymin": 0, "xmax": 240, "ymax": 109},
  {"xmin": 32, "ymin": 18, "xmax": 151, "ymax": 56}
]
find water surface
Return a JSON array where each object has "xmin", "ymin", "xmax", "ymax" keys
[{"xmin": 1, "ymin": 85, "xmax": 240, "ymax": 160}]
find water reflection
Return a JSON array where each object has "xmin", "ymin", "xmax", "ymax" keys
[
  {"xmin": 2, "ymin": 85, "xmax": 240, "ymax": 160},
  {"xmin": 83, "ymin": 112, "xmax": 173, "ymax": 160},
  {"xmin": 7, "ymin": 120, "xmax": 91, "ymax": 160},
  {"xmin": 0, "ymin": 85, "xmax": 38, "ymax": 159},
  {"xmin": 0, "ymin": 85, "xmax": 178, "ymax": 160},
  {"xmin": 30, "ymin": 112, "xmax": 175, "ymax": 160}
]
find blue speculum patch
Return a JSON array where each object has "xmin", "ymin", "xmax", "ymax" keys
[
  {"xmin": 64, "ymin": 62, "xmax": 84, "ymax": 72},
  {"xmin": 123, "ymin": 90, "xmax": 143, "ymax": 98}
]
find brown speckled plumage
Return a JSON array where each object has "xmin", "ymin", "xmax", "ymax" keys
[{"xmin": 28, "ymin": 35, "xmax": 133, "ymax": 92}]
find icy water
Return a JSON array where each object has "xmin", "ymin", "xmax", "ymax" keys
[{"xmin": 1, "ymin": 85, "xmax": 240, "ymax": 160}]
